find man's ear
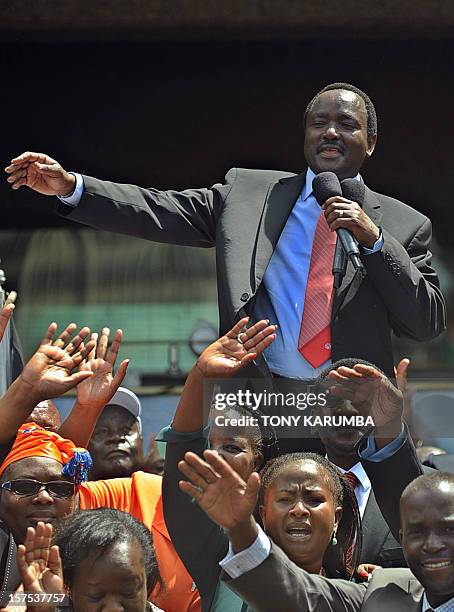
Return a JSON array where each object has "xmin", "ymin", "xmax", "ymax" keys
[{"xmin": 366, "ymin": 133, "xmax": 377, "ymax": 158}]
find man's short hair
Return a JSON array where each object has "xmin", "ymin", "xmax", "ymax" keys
[
  {"xmin": 401, "ymin": 471, "xmax": 454, "ymax": 508},
  {"xmin": 303, "ymin": 82, "xmax": 378, "ymax": 141}
]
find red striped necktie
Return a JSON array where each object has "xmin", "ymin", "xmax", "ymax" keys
[{"xmin": 298, "ymin": 211, "xmax": 336, "ymax": 367}]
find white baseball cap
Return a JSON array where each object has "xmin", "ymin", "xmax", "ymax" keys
[{"xmin": 106, "ymin": 387, "xmax": 142, "ymax": 435}]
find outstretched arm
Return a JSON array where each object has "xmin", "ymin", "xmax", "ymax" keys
[
  {"xmin": 163, "ymin": 321, "xmax": 275, "ymax": 600},
  {"xmin": 326, "ymin": 362, "xmax": 404, "ymax": 449},
  {"xmin": 326, "ymin": 363, "xmax": 423, "ymax": 540},
  {"xmin": 58, "ymin": 328, "xmax": 128, "ymax": 446},
  {"xmin": 180, "ymin": 451, "xmax": 365, "ymax": 612},
  {"xmin": 0, "ymin": 323, "xmax": 95, "ymax": 443}
]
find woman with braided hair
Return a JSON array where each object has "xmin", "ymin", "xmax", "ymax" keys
[{"xmin": 258, "ymin": 452, "xmax": 361, "ymax": 580}]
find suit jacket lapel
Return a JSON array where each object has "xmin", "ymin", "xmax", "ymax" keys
[
  {"xmin": 253, "ymin": 172, "xmax": 306, "ymax": 291},
  {"xmin": 331, "ymin": 185, "xmax": 383, "ymax": 319}
]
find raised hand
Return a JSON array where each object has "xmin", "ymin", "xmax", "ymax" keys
[
  {"xmin": 326, "ymin": 363, "xmax": 403, "ymax": 429},
  {"xmin": 76, "ymin": 327, "xmax": 129, "ymax": 410},
  {"xmin": 196, "ymin": 317, "xmax": 276, "ymax": 378},
  {"xmin": 178, "ymin": 449, "xmax": 260, "ymax": 530},
  {"xmin": 20, "ymin": 323, "xmax": 96, "ymax": 404},
  {"xmin": 5, "ymin": 152, "xmax": 75, "ymax": 196},
  {"xmin": 17, "ymin": 522, "xmax": 64, "ymax": 602}
]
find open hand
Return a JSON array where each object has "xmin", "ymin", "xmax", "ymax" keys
[
  {"xmin": 76, "ymin": 327, "xmax": 129, "ymax": 411},
  {"xmin": 179, "ymin": 449, "xmax": 260, "ymax": 530},
  {"xmin": 20, "ymin": 323, "xmax": 96, "ymax": 404},
  {"xmin": 196, "ymin": 317, "xmax": 276, "ymax": 378},
  {"xmin": 327, "ymin": 363, "xmax": 403, "ymax": 428},
  {"xmin": 17, "ymin": 522, "xmax": 64, "ymax": 601},
  {"xmin": 5, "ymin": 152, "xmax": 75, "ymax": 196}
]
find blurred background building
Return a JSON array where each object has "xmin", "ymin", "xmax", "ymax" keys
[{"xmin": 2, "ymin": 0, "xmax": 454, "ymax": 442}]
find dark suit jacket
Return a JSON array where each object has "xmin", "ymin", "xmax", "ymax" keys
[
  {"xmin": 226, "ymin": 543, "xmax": 424, "ymax": 612},
  {"xmin": 360, "ymin": 487, "xmax": 405, "ymax": 567},
  {"xmin": 57, "ymin": 168, "xmax": 446, "ymax": 377}
]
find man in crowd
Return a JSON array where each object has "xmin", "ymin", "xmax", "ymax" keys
[
  {"xmin": 87, "ymin": 386, "xmax": 144, "ymax": 480},
  {"xmin": 5, "ymin": 82, "xmax": 446, "ymax": 383},
  {"xmin": 315, "ymin": 358, "xmax": 405, "ymax": 568}
]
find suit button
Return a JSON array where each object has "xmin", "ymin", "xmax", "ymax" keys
[{"xmin": 240, "ymin": 293, "xmax": 250, "ymax": 302}]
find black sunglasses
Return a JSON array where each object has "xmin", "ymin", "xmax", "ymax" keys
[{"xmin": 0, "ymin": 479, "xmax": 75, "ymax": 498}]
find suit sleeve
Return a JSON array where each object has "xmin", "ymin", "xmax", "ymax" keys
[
  {"xmin": 56, "ymin": 170, "xmax": 238, "ymax": 248},
  {"xmin": 223, "ymin": 542, "xmax": 366, "ymax": 612},
  {"xmin": 162, "ymin": 435, "xmax": 228, "ymax": 605},
  {"xmin": 359, "ymin": 425, "xmax": 424, "ymax": 541},
  {"xmin": 362, "ymin": 217, "xmax": 446, "ymax": 341}
]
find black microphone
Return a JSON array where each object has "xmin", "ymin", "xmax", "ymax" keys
[
  {"xmin": 332, "ymin": 235, "xmax": 348, "ymax": 289},
  {"xmin": 312, "ymin": 172, "xmax": 364, "ymax": 274},
  {"xmin": 340, "ymin": 178, "xmax": 365, "ymax": 209}
]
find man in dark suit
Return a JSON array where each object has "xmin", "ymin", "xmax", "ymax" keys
[
  {"xmin": 5, "ymin": 83, "xmax": 446, "ymax": 381},
  {"xmin": 315, "ymin": 357, "xmax": 405, "ymax": 568}
]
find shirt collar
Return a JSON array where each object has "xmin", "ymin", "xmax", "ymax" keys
[
  {"xmin": 422, "ymin": 593, "xmax": 454, "ymax": 611},
  {"xmin": 302, "ymin": 167, "xmax": 362, "ymax": 202},
  {"xmin": 336, "ymin": 461, "xmax": 371, "ymax": 492}
]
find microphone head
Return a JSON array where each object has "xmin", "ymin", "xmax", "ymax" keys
[
  {"xmin": 312, "ymin": 172, "xmax": 342, "ymax": 206},
  {"xmin": 341, "ymin": 178, "xmax": 366, "ymax": 208}
]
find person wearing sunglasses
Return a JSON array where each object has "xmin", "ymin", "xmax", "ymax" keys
[{"xmin": 0, "ymin": 478, "xmax": 75, "ymax": 499}]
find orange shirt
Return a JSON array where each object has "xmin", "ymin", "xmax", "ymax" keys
[{"xmin": 79, "ymin": 471, "xmax": 201, "ymax": 612}]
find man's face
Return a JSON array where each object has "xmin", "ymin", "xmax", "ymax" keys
[
  {"xmin": 304, "ymin": 89, "xmax": 376, "ymax": 180},
  {"xmin": 0, "ymin": 457, "xmax": 77, "ymax": 544},
  {"xmin": 317, "ymin": 395, "xmax": 367, "ymax": 467},
  {"xmin": 401, "ymin": 485, "xmax": 454, "ymax": 608},
  {"xmin": 88, "ymin": 405, "xmax": 143, "ymax": 480}
]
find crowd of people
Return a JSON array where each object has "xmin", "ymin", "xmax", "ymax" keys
[
  {"xmin": 0, "ymin": 304, "xmax": 447, "ymax": 612},
  {"xmin": 0, "ymin": 81, "xmax": 450, "ymax": 610}
]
